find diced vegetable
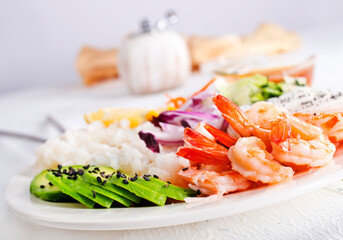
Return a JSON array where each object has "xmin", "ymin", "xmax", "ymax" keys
[{"xmin": 215, "ymin": 74, "xmax": 307, "ymax": 106}]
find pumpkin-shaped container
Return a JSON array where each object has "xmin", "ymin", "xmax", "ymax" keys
[{"xmin": 118, "ymin": 30, "xmax": 190, "ymax": 94}]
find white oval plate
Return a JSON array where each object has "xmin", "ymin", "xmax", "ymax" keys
[{"xmin": 5, "ymin": 146, "xmax": 343, "ymax": 230}]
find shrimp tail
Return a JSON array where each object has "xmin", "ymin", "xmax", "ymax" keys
[
  {"xmin": 177, "ymin": 128, "xmax": 231, "ymax": 166},
  {"xmin": 203, "ymin": 123, "xmax": 237, "ymax": 148},
  {"xmin": 212, "ymin": 95, "xmax": 255, "ymax": 136},
  {"xmin": 269, "ymin": 119, "xmax": 292, "ymax": 152},
  {"xmin": 212, "ymin": 94, "xmax": 272, "ymax": 150},
  {"xmin": 270, "ymin": 119, "xmax": 292, "ymax": 144},
  {"xmin": 177, "ymin": 147, "xmax": 231, "ymax": 166}
]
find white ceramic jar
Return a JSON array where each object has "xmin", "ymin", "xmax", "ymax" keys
[{"xmin": 118, "ymin": 31, "xmax": 190, "ymax": 94}]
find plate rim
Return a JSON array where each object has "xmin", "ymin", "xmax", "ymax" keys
[{"xmin": 5, "ymin": 158, "xmax": 343, "ymax": 231}]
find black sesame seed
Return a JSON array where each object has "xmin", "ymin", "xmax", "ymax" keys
[
  {"xmin": 196, "ymin": 190, "xmax": 201, "ymax": 195},
  {"xmin": 314, "ymin": 113, "xmax": 317, "ymax": 116},
  {"xmin": 77, "ymin": 169, "xmax": 84, "ymax": 175},
  {"xmin": 97, "ymin": 176, "xmax": 102, "ymax": 183},
  {"xmin": 92, "ymin": 190, "xmax": 96, "ymax": 198},
  {"xmin": 182, "ymin": 167, "xmax": 189, "ymax": 171},
  {"xmin": 88, "ymin": 170, "xmax": 92, "ymax": 173},
  {"xmin": 94, "ymin": 167, "xmax": 100, "ymax": 171},
  {"xmin": 67, "ymin": 175, "xmax": 77, "ymax": 180},
  {"xmin": 143, "ymin": 175, "xmax": 150, "ymax": 181},
  {"xmin": 63, "ymin": 169, "xmax": 68, "ymax": 174},
  {"xmin": 167, "ymin": 181, "xmax": 171, "ymax": 184},
  {"xmin": 92, "ymin": 170, "xmax": 97, "ymax": 174},
  {"xmin": 123, "ymin": 179, "xmax": 129, "ymax": 184},
  {"xmin": 57, "ymin": 164, "xmax": 62, "ymax": 170},
  {"xmin": 53, "ymin": 172, "xmax": 62, "ymax": 177},
  {"xmin": 83, "ymin": 164, "xmax": 90, "ymax": 169},
  {"xmin": 153, "ymin": 174, "xmax": 159, "ymax": 179},
  {"xmin": 105, "ymin": 175, "xmax": 111, "ymax": 179},
  {"xmin": 121, "ymin": 173, "xmax": 126, "ymax": 178},
  {"xmin": 102, "ymin": 180, "xmax": 107, "ymax": 186},
  {"xmin": 40, "ymin": 185, "xmax": 45, "ymax": 189},
  {"xmin": 48, "ymin": 182, "xmax": 53, "ymax": 186},
  {"xmin": 130, "ymin": 174, "xmax": 138, "ymax": 182},
  {"xmin": 116, "ymin": 171, "xmax": 122, "ymax": 178}
]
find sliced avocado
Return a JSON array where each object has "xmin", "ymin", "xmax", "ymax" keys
[
  {"xmin": 82, "ymin": 166, "xmax": 141, "ymax": 204},
  {"xmin": 60, "ymin": 176, "xmax": 113, "ymax": 208},
  {"xmin": 138, "ymin": 176, "xmax": 197, "ymax": 201},
  {"xmin": 90, "ymin": 184, "xmax": 132, "ymax": 207},
  {"xmin": 30, "ymin": 169, "xmax": 73, "ymax": 202},
  {"xmin": 109, "ymin": 172, "xmax": 167, "ymax": 206},
  {"xmin": 46, "ymin": 172, "xmax": 95, "ymax": 208}
]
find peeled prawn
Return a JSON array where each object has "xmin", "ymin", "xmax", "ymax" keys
[
  {"xmin": 178, "ymin": 167, "xmax": 252, "ymax": 196},
  {"xmin": 294, "ymin": 112, "xmax": 343, "ymax": 143},
  {"xmin": 269, "ymin": 115, "xmax": 336, "ymax": 168},
  {"xmin": 177, "ymin": 128, "xmax": 231, "ymax": 166},
  {"xmin": 245, "ymin": 101, "xmax": 284, "ymax": 126},
  {"xmin": 213, "ymin": 94, "xmax": 336, "ymax": 168},
  {"xmin": 213, "ymin": 95, "xmax": 273, "ymax": 150},
  {"xmin": 228, "ymin": 137, "xmax": 294, "ymax": 183}
]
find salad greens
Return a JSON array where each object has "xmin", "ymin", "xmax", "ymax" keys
[{"xmin": 215, "ymin": 74, "xmax": 306, "ymax": 106}]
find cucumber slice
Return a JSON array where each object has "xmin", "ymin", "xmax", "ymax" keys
[
  {"xmin": 30, "ymin": 169, "xmax": 73, "ymax": 202},
  {"xmin": 262, "ymin": 87, "xmax": 282, "ymax": 97},
  {"xmin": 250, "ymin": 92, "xmax": 265, "ymax": 103},
  {"xmin": 46, "ymin": 172, "xmax": 95, "ymax": 208}
]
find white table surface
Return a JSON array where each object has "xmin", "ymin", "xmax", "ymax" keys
[{"xmin": 1, "ymin": 22, "xmax": 343, "ymax": 240}]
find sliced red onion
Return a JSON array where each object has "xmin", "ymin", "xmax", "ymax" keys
[
  {"xmin": 142, "ymin": 90, "xmax": 228, "ymax": 147},
  {"xmin": 151, "ymin": 123, "xmax": 185, "ymax": 145},
  {"xmin": 154, "ymin": 111, "xmax": 220, "ymax": 126},
  {"xmin": 138, "ymin": 131, "xmax": 160, "ymax": 153},
  {"xmin": 178, "ymin": 91, "xmax": 215, "ymax": 112}
]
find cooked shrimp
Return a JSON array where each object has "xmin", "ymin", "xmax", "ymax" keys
[
  {"xmin": 213, "ymin": 95, "xmax": 272, "ymax": 150},
  {"xmin": 245, "ymin": 101, "xmax": 285, "ymax": 126},
  {"xmin": 213, "ymin": 95, "xmax": 336, "ymax": 168},
  {"xmin": 294, "ymin": 112, "xmax": 343, "ymax": 143},
  {"xmin": 269, "ymin": 115, "xmax": 336, "ymax": 168},
  {"xmin": 178, "ymin": 167, "xmax": 252, "ymax": 196},
  {"xmin": 177, "ymin": 128, "xmax": 231, "ymax": 166},
  {"xmin": 228, "ymin": 137, "xmax": 294, "ymax": 183}
]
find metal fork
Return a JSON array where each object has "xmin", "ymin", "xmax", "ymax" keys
[{"xmin": 0, "ymin": 115, "xmax": 65, "ymax": 143}]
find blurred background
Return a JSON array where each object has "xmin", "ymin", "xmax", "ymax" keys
[{"xmin": 1, "ymin": 0, "xmax": 343, "ymax": 93}]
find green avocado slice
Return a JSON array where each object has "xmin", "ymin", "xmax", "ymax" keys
[
  {"xmin": 110, "ymin": 176, "xmax": 167, "ymax": 206},
  {"xmin": 82, "ymin": 166, "xmax": 141, "ymax": 204},
  {"xmin": 30, "ymin": 169, "xmax": 73, "ymax": 202},
  {"xmin": 138, "ymin": 177, "xmax": 197, "ymax": 201},
  {"xmin": 46, "ymin": 172, "xmax": 95, "ymax": 208},
  {"xmin": 60, "ymin": 176, "xmax": 113, "ymax": 208},
  {"xmin": 90, "ymin": 184, "xmax": 132, "ymax": 207}
]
